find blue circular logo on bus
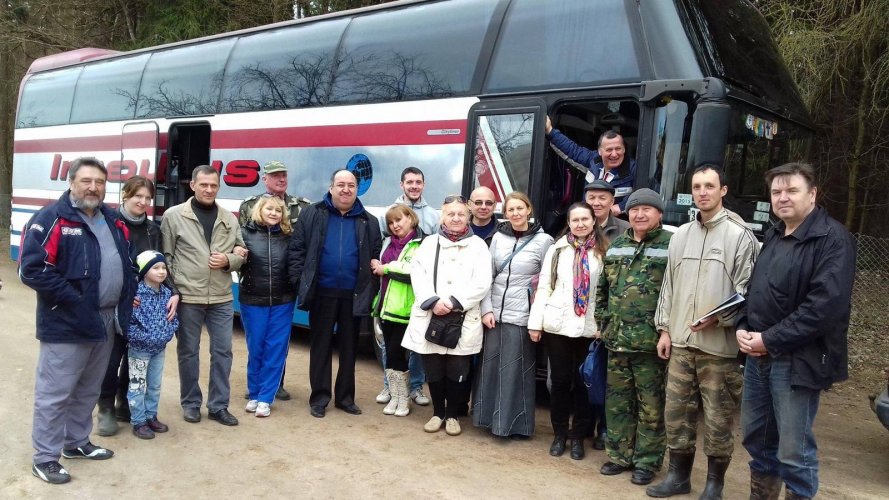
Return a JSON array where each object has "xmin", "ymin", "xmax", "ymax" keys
[{"xmin": 346, "ymin": 154, "xmax": 373, "ymax": 196}]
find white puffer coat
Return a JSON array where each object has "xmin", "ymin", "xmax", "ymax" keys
[
  {"xmin": 401, "ymin": 233, "xmax": 493, "ymax": 355},
  {"xmin": 528, "ymin": 235, "xmax": 603, "ymax": 338},
  {"xmin": 481, "ymin": 223, "xmax": 553, "ymax": 327}
]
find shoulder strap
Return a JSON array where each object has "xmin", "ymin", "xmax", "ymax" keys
[
  {"xmin": 432, "ymin": 239, "xmax": 441, "ymax": 294},
  {"xmin": 550, "ymin": 247, "xmax": 561, "ymax": 291},
  {"xmin": 495, "ymin": 234, "xmax": 536, "ymax": 275}
]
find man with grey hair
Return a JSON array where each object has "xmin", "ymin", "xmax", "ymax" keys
[
  {"xmin": 162, "ymin": 165, "xmax": 246, "ymax": 427},
  {"xmin": 20, "ymin": 157, "xmax": 137, "ymax": 484}
]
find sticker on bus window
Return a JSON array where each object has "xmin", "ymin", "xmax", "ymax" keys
[
  {"xmin": 756, "ymin": 201, "xmax": 771, "ymax": 212},
  {"xmin": 745, "ymin": 114, "xmax": 779, "ymax": 140},
  {"xmin": 746, "ymin": 222, "xmax": 763, "ymax": 232},
  {"xmin": 688, "ymin": 207, "xmax": 699, "ymax": 221},
  {"xmin": 753, "ymin": 211, "xmax": 770, "ymax": 222},
  {"xmin": 676, "ymin": 193, "xmax": 693, "ymax": 206}
]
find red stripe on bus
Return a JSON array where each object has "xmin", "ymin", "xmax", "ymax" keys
[{"xmin": 14, "ymin": 120, "xmax": 466, "ymax": 154}]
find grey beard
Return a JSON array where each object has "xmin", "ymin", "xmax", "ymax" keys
[{"xmin": 72, "ymin": 196, "xmax": 101, "ymax": 211}]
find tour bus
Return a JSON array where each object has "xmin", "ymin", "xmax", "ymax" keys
[{"xmin": 11, "ymin": 0, "xmax": 812, "ymax": 348}]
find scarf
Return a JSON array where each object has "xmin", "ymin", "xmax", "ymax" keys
[
  {"xmin": 119, "ymin": 205, "xmax": 146, "ymax": 225},
  {"xmin": 438, "ymin": 224, "xmax": 472, "ymax": 242},
  {"xmin": 567, "ymin": 233, "xmax": 595, "ymax": 316}
]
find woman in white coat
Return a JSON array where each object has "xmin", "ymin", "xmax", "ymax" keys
[
  {"xmin": 402, "ymin": 195, "xmax": 492, "ymax": 436},
  {"xmin": 528, "ymin": 202, "xmax": 609, "ymax": 460}
]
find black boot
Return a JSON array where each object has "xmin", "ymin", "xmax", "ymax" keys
[
  {"xmin": 549, "ymin": 435, "xmax": 567, "ymax": 456},
  {"xmin": 699, "ymin": 456, "xmax": 730, "ymax": 500},
  {"xmin": 749, "ymin": 470, "xmax": 782, "ymax": 500},
  {"xmin": 646, "ymin": 448, "xmax": 695, "ymax": 497}
]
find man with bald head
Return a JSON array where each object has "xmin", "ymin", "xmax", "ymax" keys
[
  {"xmin": 469, "ymin": 186, "xmax": 498, "ymax": 241},
  {"xmin": 289, "ymin": 169, "xmax": 382, "ymax": 418}
]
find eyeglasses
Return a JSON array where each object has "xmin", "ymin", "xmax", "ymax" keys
[
  {"xmin": 471, "ymin": 199, "xmax": 495, "ymax": 207},
  {"xmin": 443, "ymin": 194, "xmax": 467, "ymax": 204}
]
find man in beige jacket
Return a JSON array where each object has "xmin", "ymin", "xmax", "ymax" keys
[
  {"xmin": 649, "ymin": 165, "xmax": 759, "ymax": 499},
  {"xmin": 162, "ymin": 165, "xmax": 245, "ymax": 426}
]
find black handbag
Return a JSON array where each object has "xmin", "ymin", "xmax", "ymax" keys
[{"xmin": 424, "ymin": 240, "xmax": 464, "ymax": 349}]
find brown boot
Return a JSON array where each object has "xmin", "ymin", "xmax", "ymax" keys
[{"xmin": 749, "ymin": 470, "xmax": 782, "ymax": 500}]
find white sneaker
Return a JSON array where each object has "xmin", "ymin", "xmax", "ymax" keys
[
  {"xmin": 245, "ymin": 400, "xmax": 258, "ymax": 413},
  {"xmin": 255, "ymin": 402, "xmax": 270, "ymax": 418},
  {"xmin": 424, "ymin": 416, "xmax": 444, "ymax": 433},
  {"xmin": 445, "ymin": 418, "xmax": 462, "ymax": 436},
  {"xmin": 410, "ymin": 388, "xmax": 430, "ymax": 406},
  {"xmin": 376, "ymin": 386, "xmax": 391, "ymax": 404}
]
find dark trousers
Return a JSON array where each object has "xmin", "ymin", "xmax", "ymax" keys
[
  {"xmin": 423, "ymin": 354, "xmax": 471, "ymax": 419},
  {"xmin": 381, "ymin": 320, "xmax": 409, "ymax": 372},
  {"xmin": 99, "ymin": 332, "xmax": 128, "ymax": 408},
  {"xmin": 546, "ymin": 333, "xmax": 593, "ymax": 439},
  {"xmin": 308, "ymin": 296, "xmax": 359, "ymax": 408}
]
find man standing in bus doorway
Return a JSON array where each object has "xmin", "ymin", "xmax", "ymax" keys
[
  {"xmin": 376, "ymin": 166, "xmax": 436, "ymax": 407},
  {"xmin": 737, "ymin": 163, "xmax": 855, "ymax": 500},
  {"xmin": 596, "ymin": 188, "xmax": 672, "ymax": 486},
  {"xmin": 647, "ymin": 165, "xmax": 759, "ymax": 499},
  {"xmin": 546, "ymin": 116, "xmax": 637, "ymax": 213},
  {"xmin": 469, "ymin": 186, "xmax": 499, "ymax": 242},
  {"xmin": 290, "ymin": 168, "xmax": 382, "ymax": 418},
  {"xmin": 584, "ymin": 179, "xmax": 630, "ymax": 243},
  {"xmin": 20, "ymin": 157, "xmax": 136, "ymax": 484},
  {"xmin": 239, "ymin": 160, "xmax": 310, "ymax": 401},
  {"xmin": 162, "ymin": 165, "xmax": 246, "ymax": 427}
]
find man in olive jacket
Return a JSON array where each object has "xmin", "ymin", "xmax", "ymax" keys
[
  {"xmin": 289, "ymin": 168, "xmax": 382, "ymax": 418},
  {"xmin": 162, "ymin": 165, "xmax": 245, "ymax": 427},
  {"xmin": 736, "ymin": 163, "xmax": 855, "ymax": 500},
  {"xmin": 595, "ymin": 188, "xmax": 672, "ymax": 487}
]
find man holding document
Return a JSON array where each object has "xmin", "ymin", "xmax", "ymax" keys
[{"xmin": 649, "ymin": 165, "xmax": 759, "ymax": 499}]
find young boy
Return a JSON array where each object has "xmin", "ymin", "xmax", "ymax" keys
[{"xmin": 128, "ymin": 250, "xmax": 179, "ymax": 439}]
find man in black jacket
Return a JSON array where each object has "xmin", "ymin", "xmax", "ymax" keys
[
  {"xmin": 736, "ymin": 163, "xmax": 855, "ymax": 500},
  {"xmin": 289, "ymin": 168, "xmax": 382, "ymax": 418}
]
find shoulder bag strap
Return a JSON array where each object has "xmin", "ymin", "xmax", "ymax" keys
[{"xmin": 495, "ymin": 234, "xmax": 536, "ymax": 275}]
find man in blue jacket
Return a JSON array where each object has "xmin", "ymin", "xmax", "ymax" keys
[
  {"xmin": 289, "ymin": 168, "xmax": 383, "ymax": 418},
  {"xmin": 546, "ymin": 115, "xmax": 637, "ymax": 213},
  {"xmin": 736, "ymin": 163, "xmax": 855, "ymax": 500},
  {"xmin": 19, "ymin": 157, "xmax": 136, "ymax": 484}
]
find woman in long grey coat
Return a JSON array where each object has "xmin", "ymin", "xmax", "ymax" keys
[{"xmin": 473, "ymin": 192, "xmax": 553, "ymax": 438}]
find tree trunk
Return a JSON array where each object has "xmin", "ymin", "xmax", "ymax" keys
[{"xmin": 846, "ymin": 43, "xmax": 875, "ymax": 229}]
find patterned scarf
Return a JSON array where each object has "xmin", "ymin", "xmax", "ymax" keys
[
  {"xmin": 438, "ymin": 224, "xmax": 472, "ymax": 242},
  {"xmin": 567, "ymin": 233, "xmax": 595, "ymax": 316}
]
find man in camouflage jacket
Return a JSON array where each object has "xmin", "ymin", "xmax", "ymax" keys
[{"xmin": 595, "ymin": 189, "xmax": 672, "ymax": 486}]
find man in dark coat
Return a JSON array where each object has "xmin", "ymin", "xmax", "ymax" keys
[
  {"xmin": 289, "ymin": 168, "xmax": 382, "ymax": 418},
  {"xmin": 736, "ymin": 162, "xmax": 855, "ymax": 500},
  {"xmin": 19, "ymin": 157, "xmax": 136, "ymax": 484}
]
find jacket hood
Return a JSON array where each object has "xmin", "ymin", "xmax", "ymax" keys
[
  {"xmin": 394, "ymin": 194, "xmax": 430, "ymax": 209},
  {"xmin": 323, "ymin": 192, "xmax": 366, "ymax": 217}
]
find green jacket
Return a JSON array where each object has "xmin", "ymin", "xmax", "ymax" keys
[
  {"xmin": 373, "ymin": 235, "xmax": 424, "ymax": 324},
  {"xmin": 596, "ymin": 226, "xmax": 672, "ymax": 353}
]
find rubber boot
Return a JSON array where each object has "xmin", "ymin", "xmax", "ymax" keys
[
  {"xmin": 383, "ymin": 369, "xmax": 398, "ymax": 415},
  {"xmin": 394, "ymin": 370, "xmax": 411, "ymax": 417},
  {"xmin": 96, "ymin": 399, "xmax": 119, "ymax": 437},
  {"xmin": 699, "ymin": 456, "xmax": 730, "ymax": 500},
  {"xmin": 646, "ymin": 448, "xmax": 695, "ymax": 497},
  {"xmin": 749, "ymin": 470, "xmax": 782, "ymax": 500}
]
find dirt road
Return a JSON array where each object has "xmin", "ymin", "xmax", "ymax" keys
[{"xmin": 0, "ymin": 257, "xmax": 886, "ymax": 499}]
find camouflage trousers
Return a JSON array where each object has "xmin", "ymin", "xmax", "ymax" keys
[
  {"xmin": 664, "ymin": 347, "xmax": 743, "ymax": 457},
  {"xmin": 605, "ymin": 351, "xmax": 667, "ymax": 472}
]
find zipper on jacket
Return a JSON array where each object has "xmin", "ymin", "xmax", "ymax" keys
[
  {"xmin": 267, "ymin": 229, "xmax": 273, "ymax": 306},
  {"xmin": 497, "ymin": 237, "xmax": 518, "ymax": 323},
  {"xmin": 693, "ymin": 226, "xmax": 709, "ymax": 324}
]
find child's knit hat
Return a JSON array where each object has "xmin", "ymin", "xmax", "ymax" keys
[{"xmin": 136, "ymin": 250, "xmax": 167, "ymax": 280}]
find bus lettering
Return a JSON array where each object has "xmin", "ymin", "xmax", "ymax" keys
[{"xmin": 222, "ymin": 160, "xmax": 260, "ymax": 187}]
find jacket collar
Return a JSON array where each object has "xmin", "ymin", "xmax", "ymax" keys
[
  {"xmin": 323, "ymin": 192, "xmax": 366, "ymax": 217},
  {"xmin": 56, "ymin": 190, "xmax": 115, "ymax": 223},
  {"xmin": 181, "ymin": 197, "xmax": 224, "ymax": 220},
  {"xmin": 494, "ymin": 220, "xmax": 543, "ymax": 237},
  {"xmin": 695, "ymin": 207, "xmax": 729, "ymax": 229},
  {"xmin": 770, "ymin": 205, "xmax": 831, "ymax": 242},
  {"xmin": 623, "ymin": 225, "xmax": 665, "ymax": 243},
  {"xmin": 394, "ymin": 194, "xmax": 429, "ymax": 209}
]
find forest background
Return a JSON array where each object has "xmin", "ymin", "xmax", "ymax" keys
[{"xmin": 0, "ymin": 0, "xmax": 885, "ymax": 235}]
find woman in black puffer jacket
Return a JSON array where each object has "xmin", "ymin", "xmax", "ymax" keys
[{"xmin": 240, "ymin": 195, "xmax": 295, "ymax": 418}]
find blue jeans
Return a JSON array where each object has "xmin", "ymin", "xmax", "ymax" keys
[
  {"xmin": 380, "ymin": 345, "xmax": 425, "ymax": 392},
  {"xmin": 241, "ymin": 302, "xmax": 294, "ymax": 404},
  {"xmin": 127, "ymin": 348, "xmax": 166, "ymax": 426},
  {"xmin": 741, "ymin": 356, "xmax": 821, "ymax": 498}
]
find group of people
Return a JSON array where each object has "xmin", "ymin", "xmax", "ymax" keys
[{"xmin": 21, "ymin": 123, "xmax": 854, "ymax": 500}]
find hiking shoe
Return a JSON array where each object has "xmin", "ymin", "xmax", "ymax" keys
[
  {"xmin": 132, "ymin": 424, "xmax": 155, "ymax": 440},
  {"xmin": 61, "ymin": 442, "xmax": 114, "ymax": 460},
  {"xmin": 376, "ymin": 386, "xmax": 391, "ymax": 404},
  {"xmin": 32, "ymin": 461, "xmax": 70, "ymax": 484},
  {"xmin": 255, "ymin": 402, "xmax": 271, "ymax": 418},
  {"xmin": 445, "ymin": 418, "xmax": 462, "ymax": 436},
  {"xmin": 147, "ymin": 418, "xmax": 169, "ymax": 433},
  {"xmin": 410, "ymin": 388, "xmax": 430, "ymax": 406},
  {"xmin": 245, "ymin": 400, "xmax": 259, "ymax": 413}
]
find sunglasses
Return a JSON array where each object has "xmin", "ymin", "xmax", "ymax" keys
[
  {"xmin": 471, "ymin": 199, "xmax": 495, "ymax": 207},
  {"xmin": 443, "ymin": 194, "xmax": 467, "ymax": 204}
]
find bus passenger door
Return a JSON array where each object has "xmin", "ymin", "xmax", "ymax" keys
[
  {"xmin": 120, "ymin": 122, "xmax": 159, "ymax": 209},
  {"xmin": 463, "ymin": 99, "xmax": 546, "ymax": 227},
  {"xmin": 163, "ymin": 122, "xmax": 211, "ymax": 210}
]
